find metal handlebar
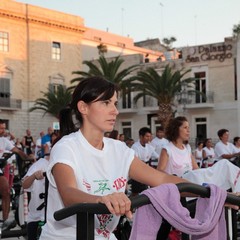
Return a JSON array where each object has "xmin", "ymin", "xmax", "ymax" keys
[{"xmin": 53, "ymin": 183, "xmax": 240, "ymax": 240}]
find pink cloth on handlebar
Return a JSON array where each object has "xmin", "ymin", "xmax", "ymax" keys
[{"xmin": 130, "ymin": 183, "xmax": 227, "ymax": 240}]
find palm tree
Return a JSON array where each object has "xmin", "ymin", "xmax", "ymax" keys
[
  {"xmin": 162, "ymin": 36, "xmax": 177, "ymax": 50},
  {"xmin": 233, "ymin": 23, "xmax": 240, "ymax": 37},
  {"xmin": 70, "ymin": 55, "xmax": 139, "ymax": 91},
  {"xmin": 97, "ymin": 43, "xmax": 108, "ymax": 56},
  {"xmin": 125, "ymin": 65, "xmax": 196, "ymax": 128},
  {"xmin": 29, "ymin": 85, "xmax": 72, "ymax": 119}
]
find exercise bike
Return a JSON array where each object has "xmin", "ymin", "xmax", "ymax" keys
[{"xmin": 0, "ymin": 152, "xmax": 32, "ymax": 239}]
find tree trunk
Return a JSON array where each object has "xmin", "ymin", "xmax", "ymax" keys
[{"xmin": 158, "ymin": 103, "xmax": 173, "ymax": 129}]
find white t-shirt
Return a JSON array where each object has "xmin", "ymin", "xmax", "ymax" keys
[
  {"xmin": 194, "ymin": 148, "xmax": 203, "ymax": 160},
  {"xmin": 150, "ymin": 137, "xmax": 169, "ymax": 156},
  {"xmin": 35, "ymin": 137, "xmax": 42, "ymax": 158},
  {"xmin": 131, "ymin": 140, "xmax": 159, "ymax": 163},
  {"xmin": 214, "ymin": 141, "xmax": 236, "ymax": 161},
  {"xmin": 40, "ymin": 130, "xmax": 134, "ymax": 240},
  {"xmin": 23, "ymin": 158, "xmax": 49, "ymax": 223},
  {"xmin": 234, "ymin": 145, "xmax": 240, "ymax": 154},
  {"xmin": 0, "ymin": 137, "xmax": 15, "ymax": 173},
  {"xmin": 202, "ymin": 147, "xmax": 215, "ymax": 159},
  {"xmin": 163, "ymin": 142, "xmax": 193, "ymax": 177},
  {"xmin": 0, "ymin": 137, "xmax": 14, "ymax": 158}
]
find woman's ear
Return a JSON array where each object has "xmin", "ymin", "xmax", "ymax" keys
[{"xmin": 77, "ymin": 101, "xmax": 88, "ymax": 115}]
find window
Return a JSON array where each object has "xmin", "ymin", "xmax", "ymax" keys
[
  {"xmin": 195, "ymin": 72, "xmax": 206, "ymax": 103},
  {"xmin": 195, "ymin": 117, "xmax": 207, "ymax": 143},
  {"xmin": 50, "ymin": 83, "xmax": 61, "ymax": 94},
  {"xmin": 121, "ymin": 121, "xmax": 132, "ymax": 139},
  {"xmin": 0, "ymin": 31, "xmax": 9, "ymax": 52},
  {"xmin": 52, "ymin": 42, "xmax": 61, "ymax": 60},
  {"xmin": 122, "ymin": 88, "xmax": 132, "ymax": 109},
  {"xmin": 0, "ymin": 78, "xmax": 10, "ymax": 107},
  {"xmin": 49, "ymin": 73, "xmax": 65, "ymax": 94}
]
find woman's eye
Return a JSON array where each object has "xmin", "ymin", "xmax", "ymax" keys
[{"xmin": 103, "ymin": 100, "xmax": 110, "ymax": 105}]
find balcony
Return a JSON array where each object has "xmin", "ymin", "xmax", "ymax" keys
[
  {"xmin": 118, "ymin": 91, "xmax": 214, "ymax": 114},
  {"xmin": 142, "ymin": 96, "xmax": 158, "ymax": 112},
  {"xmin": 117, "ymin": 99, "xmax": 138, "ymax": 113},
  {"xmin": 186, "ymin": 91, "xmax": 214, "ymax": 109},
  {"xmin": 0, "ymin": 97, "xmax": 22, "ymax": 110}
]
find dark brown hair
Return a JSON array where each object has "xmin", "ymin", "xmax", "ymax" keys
[{"xmin": 165, "ymin": 116, "xmax": 188, "ymax": 142}]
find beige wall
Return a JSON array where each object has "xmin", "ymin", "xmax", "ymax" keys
[
  {"xmin": 115, "ymin": 38, "xmax": 240, "ymax": 142},
  {"xmin": 1, "ymin": 0, "xmax": 240, "ymax": 145},
  {"xmin": 0, "ymin": 0, "xmax": 85, "ymax": 138}
]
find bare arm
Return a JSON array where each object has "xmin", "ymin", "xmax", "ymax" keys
[
  {"xmin": 21, "ymin": 137, "xmax": 26, "ymax": 148},
  {"xmin": 156, "ymin": 148, "xmax": 169, "ymax": 172},
  {"xmin": 22, "ymin": 170, "xmax": 44, "ymax": 189},
  {"xmin": 221, "ymin": 152, "xmax": 240, "ymax": 159},
  {"xmin": 129, "ymin": 156, "xmax": 188, "ymax": 187},
  {"xmin": 52, "ymin": 163, "xmax": 132, "ymax": 218},
  {"xmin": 11, "ymin": 147, "xmax": 34, "ymax": 161},
  {"xmin": 202, "ymin": 149, "xmax": 207, "ymax": 159},
  {"xmin": 191, "ymin": 155, "xmax": 200, "ymax": 170},
  {"xmin": 9, "ymin": 132, "xmax": 15, "ymax": 141}
]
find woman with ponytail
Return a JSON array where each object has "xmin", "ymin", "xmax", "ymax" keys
[{"xmin": 40, "ymin": 76, "xmax": 188, "ymax": 240}]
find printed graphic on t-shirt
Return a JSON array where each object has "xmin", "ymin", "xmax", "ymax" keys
[
  {"xmin": 83, "ymin": 179, "xmax": 91, "ymax": 192},
  {"xmin": 113, "ymin": 177, "xmax": 127, "ymax": 190},
  {"xmin": 96, "ymin": 214, "xmax": 113, "ymax": 238},
  {"xmin": 94, "ymin": 180, "xmax": 111, "ymax": 194}
]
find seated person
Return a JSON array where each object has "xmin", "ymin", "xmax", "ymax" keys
[
  {"xmin": 214, "ymin": 128, "xmax": 240, "ymax": 163},
  {"xmin": 0, "ymin": 119, "xmax": 33, "ymax": 230}
]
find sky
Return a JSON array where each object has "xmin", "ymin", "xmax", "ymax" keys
[{"xmin": 17, "ymin": 0, "xmax": 240, "ymax": 48}]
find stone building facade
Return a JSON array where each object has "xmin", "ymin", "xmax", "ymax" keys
[
  {"xmin": 116, "ymin": 37, "xmax": 240, "ymax": 145},
  {"xmin": 0, "ymin": 0, "xmax": 162, "ymax": 139},
  {"xmin": 1, "ymin": 0, "xmax": 240, "ymax": 145}
]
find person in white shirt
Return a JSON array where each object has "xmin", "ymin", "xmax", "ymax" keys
[
  {"xmin": 131, "ymin": 127, "xmax": 159, "ymax": 195},
  {"xmin": 157, "ymin": 117, "xmax": 199, "ymax": 177},
  {"xmin": 35, "ymin": 131, "xmax": 45, "ymax": 159},
  {"xmin": 214, "ymin": 129, "xmax": 240, "ymax": 162},
  {"xmin": 39, "ymin": 77, "xmax": 187, "ymax": 240},
  {"xmin": 202, "ymin": 138, "xmax": 215, "ymax": 167},
  {"xmin": 233, "ymin": 136, "xmax": 240, "ymax": 151},
  {"xmin": 22, "ymin": 132, "xmax": 58, "ymax": 240},
  {"xmin": 194, "ymin": 141, "xmax": 204, "ymax": 167},
  {"xmin": 151, "ymin": 126, "xmax": 169, "ymax": 157},
  {"xmin": 22, "ymin": 155, "xmax": 49, "ymax": 240},
  {"xmin": 0, "ymin": 119, "xmax": 33, "ymax": 230},
  {"xmin": 150, "ymin": 126, "xmax": 168, "ymax": 169},
  {"xmin": 157, "ymin": 117, "xmax": 240, "ymax": 240},
  {"xmin": 131, "ymin": 127, "xmax": 158, "ymax": 164}
]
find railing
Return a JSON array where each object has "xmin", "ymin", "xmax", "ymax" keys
[
  {"xmin": 118, "ymin": 91, "xmax": 214, "ymax": 111},
  {"xmin": 54, "ymin": 182, "xmax": 240, "ymax": 240},
  {"xmin": 0, "ymin": 97, "xmax": 22, "ymax": 109},
  {"xmin": 143, "ymin": 96, "xmax": 158, "ymax": 108},
  {"xmin": 117, "ymin": 99, "xmax": 138, "ymax": 111},
  {"xmin": 187, "ymin": 91, "xmax": 214, "ymax": 105}
]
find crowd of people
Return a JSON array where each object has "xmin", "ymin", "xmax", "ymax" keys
[
  {"xmin": 0, "ymin": 76, "xmax": 240, "ymax": 239},
  {"xmin": 0, "ymin": 120, "xmax": 57, "ymax": 235}
]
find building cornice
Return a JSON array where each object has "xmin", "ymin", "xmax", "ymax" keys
[{"xmin": 0, "ymin": 9, "xmax": 86, "ymax": 33}]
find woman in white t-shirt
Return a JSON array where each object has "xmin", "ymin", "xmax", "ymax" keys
[
  {"xmin": 39, "ymin": 77, "xmax": 187, "ymax": 240},
  {"xmin": 157, "ymin": 116, "xmax": 199, "ymax": 177},
  {"xmin": 156, "ymin": 117, "xmax": 240, "ymax": 239},
  {"xmin": 156, "ymin": 116, "xmax": 199, "ymax": 239},
  {"xmin": 22, "ymin": 156, "xmax": 49, "ymax": 240},
  {"xmin": 202, "ymin": 138, "xmax": 216, "ymax": 167},
  {"xmin": 233, "ymin": 136, "xmax": 240, "ymax": 151},
  {"xmin": 194, "ymin": 142, "xmax": 204, "ymax": 167}
]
